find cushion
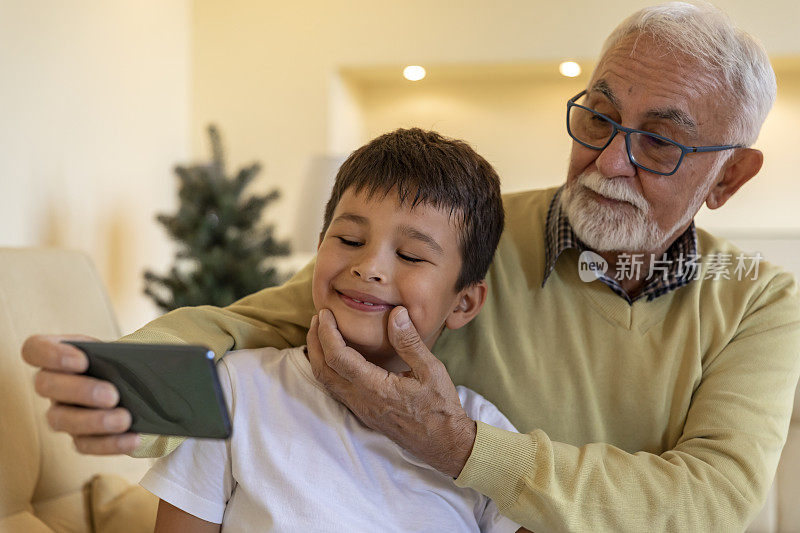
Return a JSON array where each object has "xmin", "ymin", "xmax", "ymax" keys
[
  {"xmin": 0, "ymin": 510, "xmax": 55, "ymax": 533},
  {"xmin": 85, "ymin": 474, "xmax": 158, "ymax": 533},
  {"xmin": 33, "ymin": 489, "xmax": 91, "ymax": 532}
]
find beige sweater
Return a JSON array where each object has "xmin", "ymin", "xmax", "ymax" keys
[{"xmin": 122, "ymin": 188, "xmax": 800, "ymax": 532}]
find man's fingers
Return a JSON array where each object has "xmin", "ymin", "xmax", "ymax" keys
[
  {"xmin": 316, "ymin": 309, "xmax": 362, "ymax": 378},
  {"xmin": 306, "ymin": 314, "xmax": 322, "ymax": 354},
  {"xmin": 22, "ymin": 334, "xmax": 95, "ymax": 372},
  {"xmin": 73, "ymin": 433, "xmax": 140, "ymax": 455},
  {"xmin": 34, "ymin": 370, "xmax": 119, "ymax": 408},
  {"xmin": 306, "ymin": 314, "xmax": 329, "ymax": 375},
  {"xmin": 316, "ymin": 308, "xmax": 347, "ymax": 350},
  {"xmin": 387, "ymin": 307, "xmax": 438, "ymax": 378},
  {"xmin": 47, "ymin": 405, "xmax": 132, "ymax": 435},
  {"xmin": 317, "ymin": 309, "xmax": 386, "ymax": 383},
  {"xmin": 307, "ymin": 314, "xmax": 351, "ymax": 388}
]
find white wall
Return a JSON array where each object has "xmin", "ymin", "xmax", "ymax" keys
[
  {"xmin": 346, "ymin": 61, "xmax": 800, "ymax": 234},
  {"xmin": 700, "ymin": 66, "xmax": 800, "ymax": 231},
  {"xmin": 191, "ymin": 0, "xmax": 800, "ymax": 254},
  {"xmin": 0, "ymin": 1, "xmax": 191, "ymax": 334},
  {"xmin": 349, "ymin": 66, "xmax": 587, "ymax": 195}
]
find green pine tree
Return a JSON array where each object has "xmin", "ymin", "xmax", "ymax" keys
[{"xmin": 144, "ymin": 125, "xmax": 290, "ymax": 312}]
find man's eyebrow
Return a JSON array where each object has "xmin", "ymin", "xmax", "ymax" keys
[
  {"xmin": 590, "ymin": 79, "xmax": 620, "ymax": 108},
  {"xmin": 591, "ymin": 79, "xmax": 698, "ymax": 137},
  {"xmin": 645, "ymin": 108, "xmax": 698, "ymax": 137},
  {"xmin": 331, "ymin": 213, "xmax": 368, "ymax": 225},
  {"xmin": 398, "ymin": 225, "xmax": 444, "ymax": 255}
]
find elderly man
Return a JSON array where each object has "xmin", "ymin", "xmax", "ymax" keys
[{"xmin": 23, "ymin": 2, "xmax": 800, "ymax": 531}]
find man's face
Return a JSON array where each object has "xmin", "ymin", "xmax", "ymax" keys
[
  {"xmin": 312, "ymin": 187, "xmax": 465, "ymax": 362},
  {"xmin": 562, "ymin": 33, "xmax": 733, "ymax": 253}
]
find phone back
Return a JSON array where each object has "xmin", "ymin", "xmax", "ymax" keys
[{"xmin": 67, "ymin": 341, "xmax": 231, "ymax": 438}]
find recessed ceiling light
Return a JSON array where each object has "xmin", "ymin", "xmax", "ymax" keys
[
  {"xmin": 403, "ymin": 65, "xmax": 426, "ymax": 81},
  {"xmin": 559, "ymin": 61, "xmax": 581, "ymax": 78}
]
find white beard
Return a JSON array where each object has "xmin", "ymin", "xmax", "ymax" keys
[{"xmin": 561, "ymin": 171, "xmax": 709, "ymax": 252}]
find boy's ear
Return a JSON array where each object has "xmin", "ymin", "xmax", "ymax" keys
[{"xmin": 444, "ymin": 280, "xmax": 487, "ymax": 331}]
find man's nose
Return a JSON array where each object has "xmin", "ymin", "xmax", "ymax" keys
[
  {"xmin": 350, "ymin": 250, "xmax": 386, "ymax": 283},
  {"xmin": 594, "ymin": 131, "xmax": 636, "ymax": 178}
]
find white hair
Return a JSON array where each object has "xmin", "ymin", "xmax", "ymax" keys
[{"xmin": 599, "ymin": 1, "xmax": 776, "ymax": 146}]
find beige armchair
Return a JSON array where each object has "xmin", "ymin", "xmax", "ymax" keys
[
  {"xmin": 767, "ymin": 383, "xmax": 800, "ymax": 531},
  {"xmin": 747, "ymin": 385, "xmax": 800, "ymax": 532},
  {"xmin": 0, "ymin": 248, "xmax": 156, "ymax": 532}
]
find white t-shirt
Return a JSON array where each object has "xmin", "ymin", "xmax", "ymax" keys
[{"xmin": 140, "ymin": 346, "xmax": 520, "ymax": 532}]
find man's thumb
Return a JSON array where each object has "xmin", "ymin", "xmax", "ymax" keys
[{"xmin": 388, "ymin": 307, "xmax": 427, "ymax": 359}]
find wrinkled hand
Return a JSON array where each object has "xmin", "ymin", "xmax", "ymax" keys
[
  {"xmin": 21, "ymin": 334, "xmax": 139, "ymax": 455},
  {"xmin": 306, "ymin": 307, "xmax": 476, "ymax": 478}
]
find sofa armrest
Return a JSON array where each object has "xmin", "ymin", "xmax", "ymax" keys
[{"xmin": 0, "ymin": 510, "xmax": 55, "ymax": 532}]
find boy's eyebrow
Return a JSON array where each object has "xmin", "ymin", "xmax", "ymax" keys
[
  {"xmin": 332, "ymin": 213, "xmax": 444, "ymax": 255},
  {"xmin": 398, "ymin": 225, "xmax": 444, "ymax": 255},
  {"xmin": 331, "ymin": 213, "xmax": 369, "ymax": 225}
]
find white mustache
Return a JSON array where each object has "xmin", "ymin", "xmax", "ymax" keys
[{"xmin": 576, "ymin": 171, "xmax": 650, "ymax": 213}]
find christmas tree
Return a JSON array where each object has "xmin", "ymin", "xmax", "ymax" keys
[{"xmin": 144, "ymin": 125, "xmax": 290, "ymax": 312}]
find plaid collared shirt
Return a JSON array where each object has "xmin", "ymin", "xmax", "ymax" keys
[{"xmin": 542, "ymin": 186, "xmax": 699, "ymax": 304}]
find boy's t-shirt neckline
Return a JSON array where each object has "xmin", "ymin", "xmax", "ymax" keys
[{"xmin": 290, "ymin": 344, "xmax": 336, "ymax": 399}]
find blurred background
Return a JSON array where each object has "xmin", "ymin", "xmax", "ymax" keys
[{"xmin": 1, "ymin": 0, "xmax": 799, "ymax": 334}]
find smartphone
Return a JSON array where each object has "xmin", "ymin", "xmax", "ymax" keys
[{"xmin": 65, "ymin": 341, "xmax": 232, "ymax": 439}]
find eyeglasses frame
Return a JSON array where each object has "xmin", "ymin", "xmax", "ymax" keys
[{"xmin": 566, "ymin": 90, "xmax": 745, "ymax": 176}]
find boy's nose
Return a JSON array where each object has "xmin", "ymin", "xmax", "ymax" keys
[
  {"xmin": 350, "ymin": 254, "xmax": 385, "ymax": 282},
  {"xmin": 350, "ymin": 265, "xmax": 383, "ymax": 282}
]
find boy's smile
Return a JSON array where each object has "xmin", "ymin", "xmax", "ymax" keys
[
  {"xmin": 336, "ymin": 289, "xmax": 396, "ymax": 312},
  {"xmin": 312, "ymin": 187, "xmax": 470, "ymax": 364}
]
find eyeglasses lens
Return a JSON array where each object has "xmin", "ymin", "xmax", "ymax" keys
[{"xmin": 569, "ymin": 105, "xmax": 682, "ymax": 174}]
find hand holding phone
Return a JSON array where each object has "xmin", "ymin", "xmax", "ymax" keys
[
  {"xmin": 66, "ymin": 342, "xmax": 231, "ymax": 439},
  {"xmin": 22, "ymin": 334, "xmax": 140, "ymax": 455}
]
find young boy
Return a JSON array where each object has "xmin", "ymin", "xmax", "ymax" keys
[{"xmin": 140, "ymin": 128, "xmax": 522, "ymax": 532}]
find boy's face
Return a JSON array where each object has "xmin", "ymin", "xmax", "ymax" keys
[{"xmin": 312, "ymin": 187, "xmax": 469, "ymax": 361}]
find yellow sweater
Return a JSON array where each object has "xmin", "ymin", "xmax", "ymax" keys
[{"xmin": 122, "ymin": 187, "xmax": 800, "ymax": 532}]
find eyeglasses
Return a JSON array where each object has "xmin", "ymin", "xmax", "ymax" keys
[{"xmin": 566, "ymin": 90, "xmax": 744, "ymax": 176}]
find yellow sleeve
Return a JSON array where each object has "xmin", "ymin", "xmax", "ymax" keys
[
  {"xmin": 456, "ymin": 272, "xmax": 800, "ymax": 532},
  {"xmin": 119, "ymin": 258, "xmax": 316, "ymax": 457}
]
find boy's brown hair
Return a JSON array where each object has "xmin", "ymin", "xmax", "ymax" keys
[{"xmin": 320, "ymin": 128, "xmax": 504, "ymax": 291}]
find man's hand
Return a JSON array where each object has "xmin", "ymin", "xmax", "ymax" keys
[
  {"xmin": 21, "ymin": 334, "xmax": 140, "ymax": 454},
  {"xmin": 306, "ymin": 307, "xmax": 476, "ymax": 478}
]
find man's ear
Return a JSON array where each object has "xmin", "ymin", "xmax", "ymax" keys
[
  {"xmin": 706, "ymin": 148, "xmax": 763, "ymax": 210},
  {"xmin": 444, "ymin": 280, "xmax": 487, "ymax": 331}
]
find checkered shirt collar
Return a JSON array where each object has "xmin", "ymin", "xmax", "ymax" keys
[{"xmin": 542, "ymin": 186, "xmax": 699, "ymax": 304}]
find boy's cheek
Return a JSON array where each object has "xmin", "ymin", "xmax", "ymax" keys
[
  {"xmin": 404, "ymin": 306, "xmax": 434, "ymax": 337},
  {"xmin": 310, "ymin": 272, "xmax": 327, "ymax": 312}
]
